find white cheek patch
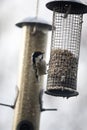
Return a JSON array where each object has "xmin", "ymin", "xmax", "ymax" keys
[
  {"xmin": 38, "ymin": 55, "xmax": 43, "ymax": 60},
  {"xmin": 36, "ymin": 55, "xmax": 43, "ymax": 62}
]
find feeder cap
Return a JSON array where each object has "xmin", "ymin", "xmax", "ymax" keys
[
  {"xmin": 16, "ymin": 17, "xmax": 52, "ymax": 30},
  {"xmin": 46, "ymin": 0, "xmax": 87, "ymax": 14}
]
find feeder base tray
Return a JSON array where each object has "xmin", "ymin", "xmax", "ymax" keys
[{"xmin": 45, "ymin": 87, "xmax": 79, "ymax": 98}]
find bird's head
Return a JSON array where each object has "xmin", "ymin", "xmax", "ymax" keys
[{"xmin": 32, "ymin": 51, "xmax": 44, "ymax": 64}]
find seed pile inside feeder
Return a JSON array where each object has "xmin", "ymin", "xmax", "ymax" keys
[{"xmin": 47, "ymin": 49, "xmax": 78, "ymax": 90}]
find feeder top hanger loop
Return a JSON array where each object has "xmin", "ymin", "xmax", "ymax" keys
[{"xmin": 36, "ymin": 0, "xmax": 40, "ymax": 19}]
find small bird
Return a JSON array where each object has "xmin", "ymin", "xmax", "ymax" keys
[{"xmin": 32, "ymin": 51, "xmax": 47, "ymax": 80}]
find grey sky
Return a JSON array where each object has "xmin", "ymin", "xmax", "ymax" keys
[{"xmin": 0, "ymin": 0, "xmax": 87, "ymax": 130}]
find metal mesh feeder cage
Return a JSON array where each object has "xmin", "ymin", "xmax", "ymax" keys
[{"xmin": 45, "ymin": 0, "xmax": 87, "ymax": 98}]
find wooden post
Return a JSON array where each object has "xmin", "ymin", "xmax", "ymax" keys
[{"xmin": 12, "ymin": 17, "xmax": 51, "ymax": 130}]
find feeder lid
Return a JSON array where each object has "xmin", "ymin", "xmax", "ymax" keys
[
  {"xmin": 46, "ymin": 0, "xmax": 87, "ymax": 14},
  {"xmin": 16, "ymin": 17, "xmax": 52, "ymax": 30}
]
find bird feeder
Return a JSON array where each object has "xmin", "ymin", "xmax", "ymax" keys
[
  {"xmin": 46, "ymin": 0, "xmax": 87, "ymax": 98},
  {"xmin": 12, "ymin": 17, "xmax": 51, "ymax": 130}
]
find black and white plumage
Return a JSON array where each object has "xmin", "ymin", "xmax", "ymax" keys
[{"xmin": 32, "ymin": 51, "xmax": 47, "ymax": 80}]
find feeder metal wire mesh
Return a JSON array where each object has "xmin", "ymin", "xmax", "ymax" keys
[{"xmin": 46, "ymin": 9, "xmax": 83, "ymax": 98}]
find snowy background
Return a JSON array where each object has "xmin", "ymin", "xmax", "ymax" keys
[{"xmin": 0, "ymin": 0, "xmax": 87, "ymax": 130}]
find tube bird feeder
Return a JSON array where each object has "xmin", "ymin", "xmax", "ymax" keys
[
  {"xmin": 45, "ymin": 0, "xmax": 87, "ymax": 98},
  {"xmin": 12, "ymin": 17, "xmax": 51, "ymax": 130}
]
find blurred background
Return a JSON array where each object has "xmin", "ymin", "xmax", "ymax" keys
[{"xmin": 0, "ymin": 0, "xmax": 87, "ymax": 130}]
